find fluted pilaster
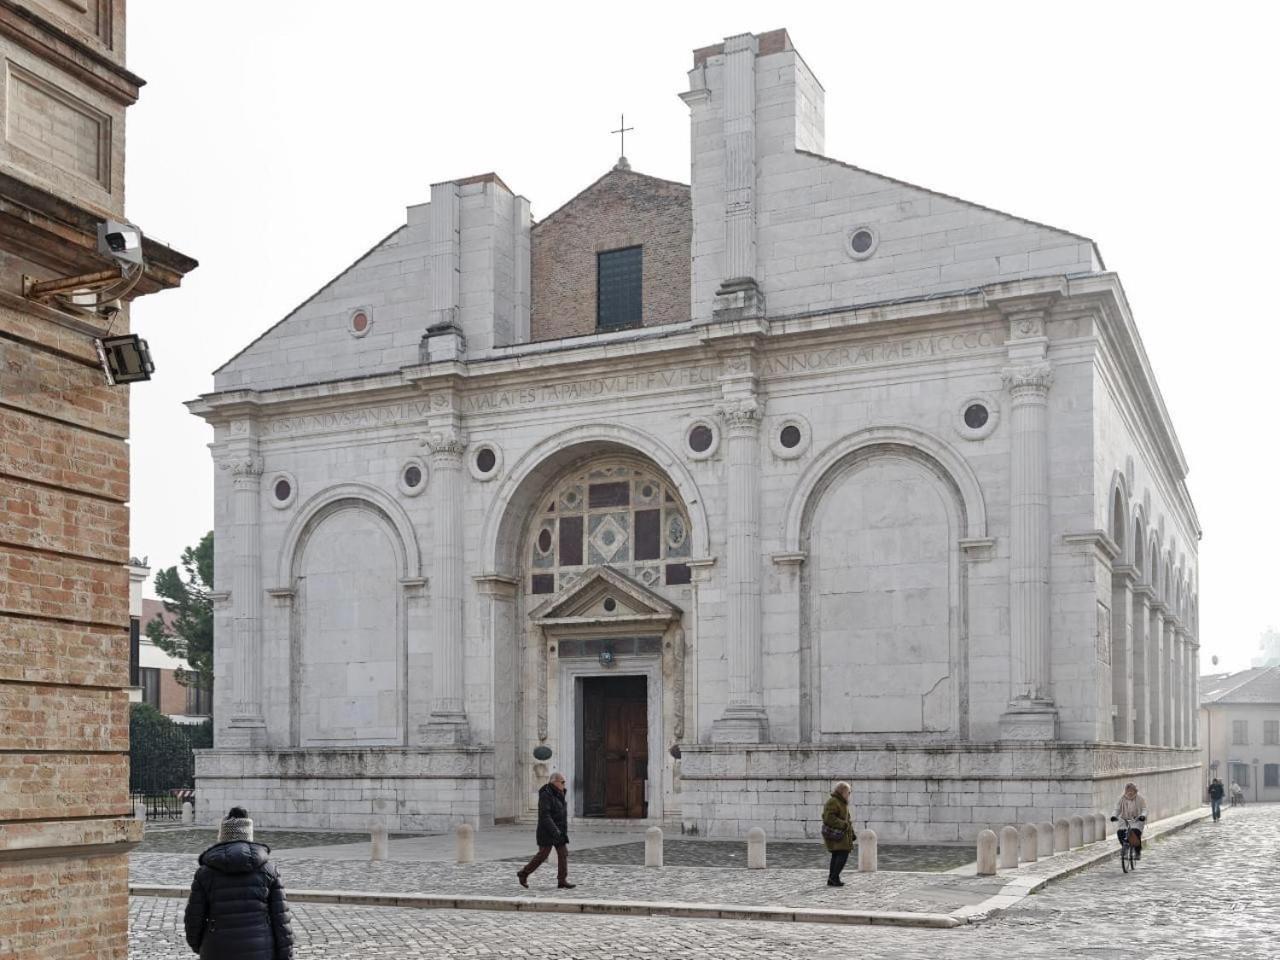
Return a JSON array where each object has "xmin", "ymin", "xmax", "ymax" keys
[
  {"xmin": 223, "ymin": 452, "xmax": 266, "ymax": 745},
  {"xmin": 1130, "ymin": 587, "xmax": 1151, "ymax": 744},
  {"xmin": 1111, "ymin": 567, "xmax": 1135, "ymax": 742},
  {"xmin": 710, "ymin": 393, "xmax": 768, "ymax": 743},
  {"xmin": 1149, "ymin": 604, "xmax": 1165, "ymax": 745},
  {"xmin": 423, "ymin": 425, "xmax": 469, "ymax": 744}
]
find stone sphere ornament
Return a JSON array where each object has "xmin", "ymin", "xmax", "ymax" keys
[{"xmin": 533, "ymin": 745, "xmax": 553, "ymax": 761}]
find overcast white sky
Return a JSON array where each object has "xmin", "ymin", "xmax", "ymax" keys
[{"xmin": 124, "ymin": 1, "xmax": 1279, "ymax": 671}]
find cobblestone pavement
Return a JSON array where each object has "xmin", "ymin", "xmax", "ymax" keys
[
  {"xmin": 137, "ymin": 826, "xmax": 425, "ymax": 855},
  {"xmin": 129, "ymin": 805, "xmax": 1280, "ymax": 959},
  {"xmin": 132, "ymin": 851, "xmax": 1000, "ymax": 913},
  {"xmin": 525, "ymin": 839, "xmax": 973, "ymax": 871}
]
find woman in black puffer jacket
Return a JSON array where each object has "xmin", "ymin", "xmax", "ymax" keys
[{"xmin": 184, "ymin": 806, "xmax": 294, "ymax": 960}]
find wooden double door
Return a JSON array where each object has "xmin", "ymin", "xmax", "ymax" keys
[{"xmin": 581, "ymin": 675, "xmax": 648, "ymax": 818}]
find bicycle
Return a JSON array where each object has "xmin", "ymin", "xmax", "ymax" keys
[{"xmin": 1110, "ymin": 815, "xmax": 1145, "ymax": 873}]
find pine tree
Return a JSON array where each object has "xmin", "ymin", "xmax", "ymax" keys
[{"xmin": 146, "ymin": 532, "xmax": 214, "ymax": 707}]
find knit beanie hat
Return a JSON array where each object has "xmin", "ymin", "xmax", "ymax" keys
[{"xmin": 218, "ymin": 806, "xmax": 253, "ymax": 843}]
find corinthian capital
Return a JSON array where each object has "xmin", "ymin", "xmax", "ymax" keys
[
  {"xmin": 1001, "ymin": 363, "xmax": 1054, "ymax": 396},
  {"xmin": 220, "ymin": 455, "xmax": 265, "ymax": 479},
  {"xmin": 714, "ymin": 396, "xmax": 764, "ymax": 432},
  {"xmin": 424, "ymin": 427, "xmax": 468, "ymax": 459}
]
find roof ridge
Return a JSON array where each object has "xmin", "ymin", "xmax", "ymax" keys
[
  {"xmin": 534, "ymin": 167, "xmax": 689, "ymax": 227},
  {"xmin": 795, "ymin": 149, "xmax": 1102, "ymax": 264},
  {"xmin": 1207, "ymin": 666, "xmax": 1280, "ymax": 703}
]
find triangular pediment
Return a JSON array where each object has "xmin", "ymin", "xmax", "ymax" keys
[{"xmin": 529, "ymin": 565, "xmax": 681, "ymax": 625}]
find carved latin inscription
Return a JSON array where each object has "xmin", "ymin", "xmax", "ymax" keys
[{"xmin": 5, "ymin": 63, "xmax": 110, "ymax": 187}]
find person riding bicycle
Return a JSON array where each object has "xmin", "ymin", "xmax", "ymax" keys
[
  {"xmin": 1230, "ymin": 781, "xmax": 1244, "ymax": 806},
  {"xmin": 1208, "ymin": 778, "xmax": 1225, "ymax": 820},
  {"xmin": 1111, "ymin": 782, "xmax": 1148, "ymax": 859}
]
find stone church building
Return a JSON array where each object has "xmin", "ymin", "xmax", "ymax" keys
[{"xmin": 191, "ymin": 29, "xmax": 1202, "ymax": 840}]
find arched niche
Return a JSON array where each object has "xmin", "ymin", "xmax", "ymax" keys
[{"xmin": 796, "ymin": 438, "xmax": 972, "ymax": 742}]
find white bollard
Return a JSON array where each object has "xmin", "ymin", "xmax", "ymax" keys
[
  {"xmin": 1082, "ymin": 814, "xmax": 1097, "ymax": 844},
  {"xmin": 181, "ymin": 802, "xmax": 194, "ymax": 825},
  {"xmin": 857, "ymin": 829, "xmax": 877, "ymax": 872},
  {"xmin": 370, "ymin": 823, "xmax": 389, "ymax": 862},
  {"xmin": 1094, "ymin": 813, "xmax": 1108, "ymax": 840},
  {"xmin": 644, "ymin": 826, "xmax": 663, "ymax": 867},
  {"xmin": 1037, "ymin": 821, "xmax": 1054, "ymax": 858},
  {"xmin": 133, "ymin": 800, "xmax": 146, "ymax": 822},
  {"xmin": 1068, "ymin": 815, "xmax": 1084, "ymax": 849},
  {"xmin": 998, "ymin": 826, "xmax": 1020, "ymax": 869},
  {"xmin": 746, "ymin": 827, "xmax": 766, "ymax": 869},
  {"xmin": 1019, "ymin": 824, "xmax": 1038, "ymax": 863},
  {"xmin": 976, "ymin": 829, "xmax": 998, "ymax": 876},
  {"xmin": 456, "ymin": 823, "xmax": 475, "ymax": 865},
  {"xmin": 1054, "ymin": 817, "xmax": 1070, "ymax": 853}
]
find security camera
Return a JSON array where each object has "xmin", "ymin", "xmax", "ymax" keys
[{"xmin": 97, "ymin": 220, "xmax": 143, "ymax": 266}]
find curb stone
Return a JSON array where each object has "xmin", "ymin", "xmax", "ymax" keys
[
  {"xmin": 128, "ymin": 883, "xmax": 961, "ymax": 929},
  {"xmin": 950, "ymin": 807, "xmax": 1211, "ymax": 924}
]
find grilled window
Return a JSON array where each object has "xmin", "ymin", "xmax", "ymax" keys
[{"xmin": 597, "ymin": 246, "xmax": 642, "ymax": 330}]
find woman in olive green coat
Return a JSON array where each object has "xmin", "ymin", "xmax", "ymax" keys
[{"xmin": 821, "ymin": 781, "xmax": 855, "ymax": 886}]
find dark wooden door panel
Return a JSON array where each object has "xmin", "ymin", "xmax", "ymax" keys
[{"xmin": 582, "ymin": 675, "xmax": 648, "ymax": 818}]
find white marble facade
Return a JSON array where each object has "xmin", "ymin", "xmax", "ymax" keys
[{"xmin": 190, "ymin": 29, "xmax": 1202, "ymax": 839}]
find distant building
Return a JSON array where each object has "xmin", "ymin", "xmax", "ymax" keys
[
  {"xmin": 128, "ymin": 561, "xmax": 211, "ymax": 721},
  {"xmin": 1200, "ymin": 667, "xmax": 1280, "ymax": 802},
  {"xmin": 1250, "ymin": 628, "xmax": 1280, "ymax": 668}
]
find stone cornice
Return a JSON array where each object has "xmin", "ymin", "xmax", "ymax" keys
[
  {"xmin": 1063, "ymin": 530, "xmax": 1119, "ymax": 562},
  {"xmin": 0, "ymin": 2, "xmax": 141, "ymax": 105}
]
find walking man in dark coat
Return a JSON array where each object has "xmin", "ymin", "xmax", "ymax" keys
[
  {"xmin": 184, "ymin": 806, "xmax": 294, "ymax": 960},
  {"xmin": 517, "ymin": 772, "xmax": 575, "ymax": 888}
]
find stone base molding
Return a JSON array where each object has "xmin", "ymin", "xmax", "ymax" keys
[
  {"xmin": 678, "ymin": 742, "xmax": 1202, "ymax": 841},
  {"xmin": 195, "ymin": 747, "xmax": 494, "ymax": 832}
]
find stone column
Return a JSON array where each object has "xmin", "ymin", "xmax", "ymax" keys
[
  {"xmin": 999, "ymin": 361, "xmax": 1057, "ymax": 739},
  {"xmin": 1148, "ymin": 603, "xmax": 1165, "ymax": 745},
  {"xmin": 423, "ymin": 423, "xmax": 469, "ymax": 744},
  {"xmin": 1130, "ymin": 587, "xmax": 1151, "ymax": 744},
  {"xmin": 1111, "ymin": 566, "xmax": 1135, "ymax": 743},
  {"xmin": 1171, "ymin": 623, "xmax": 1184, "ymax": 748},
  {"xmin": 710, "ymin": 393, "xmax": 768, "ymax": 743},
  {"xmin": 1163, "ymin": 618, "xmax": 1176, "ymax": 747},
  {"xmin": 1190, "ymin": 639, "xmax": 1200, "ymax": 746},
  {"xmin": 223, "ymin": 452, "xmax": 266, "ymax": 746}
]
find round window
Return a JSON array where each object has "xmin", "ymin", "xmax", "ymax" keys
[
  {"xmin": 964, "ymin": 404, "xmax": 989, "ymax": 430},
  {"xmin": 475, "ymin": 447, "xmax": 497, "ymax": 474},
  {"xmin": 850, "ymin": 230, "xmax": 874, "ymax": 254},
  {"xmin": 689, "ymin": 424, "xmax": 713, "ymax": 453},
  {"xmin": 603, "ymin": 597, "xmax": 617, "ymax": 612},
  {"xmin": 352, "ymin": 311, "xmax": 368, "ymax": 332},
  {"xmin": 403, "ymin": 464, "xmax": 422, "ymax": 489},
  {"xmin": 537, "ymin": 528, "xmax": 553, "ymax": 553},
  {"xmin": 273, "ymin": 478, "xmax": 291, "ymax": 502},
  {"xmin": 845, "ymin": 225, "xmax": 879, "ymax": 260},
  {"xmin": 779, "ymin": 424, "xmax": 802, "ymax": 449}
]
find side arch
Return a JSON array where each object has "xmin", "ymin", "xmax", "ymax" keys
[
  {"xmin": 277, "ymin": 481, "xmax": 421, "ymax": 586},
  {"xmin": 480, "ymin": 422, "xmax": 711, "ymax": 576},
  {"xmin": 782, "ymin": 424, "xmax": 987, "ymax": 552}
]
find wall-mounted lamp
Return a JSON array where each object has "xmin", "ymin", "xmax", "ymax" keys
[{"xmin": 95, "ymin": 333, "xmax": 154, "ymax": 385}]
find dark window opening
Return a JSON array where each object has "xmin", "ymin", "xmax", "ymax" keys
[
  {"xmin": 688, "ymin": 424, "xmax": 713, "ymax": 453},
  {"xmin": 531, "ymin": 574, "xmax": 555, "ymax": 595},
  {"xmin": 588, "ymin": 481, "xmax": 630, "ymax": 508},
  {"xmin": 186, "ymin": 683, "xmax": 212, "ymax": 717},
  {"xmin": 665, "ymin": 563, "xmax": 692, "ymax": 585},
  {"xmin": 779, "ymin": 424, "xmax": 802, "ymax": 449},
  {"xmin": 273, "ymin": 478, "xmax": 292, "ymax": 501},
  {"xmin": 635, "ymin": 509, "xmax": 661, "ymax": 561},
  {"xmin": 129, "ymin": 617, "xmax": 140, "ymax": 688},
  {"xmin": 139, "ymin": 667, "xmax": 160, "ymax": 708},
  {"xmin": 597, "ymin": 246, "xmax": 642, "ymax": 330},
  {"xmin": 403, "ymin": 465, "xmax": 422, "ymax": 488},
  {"xmin": 559, "ymin": 516, "xmax": 584, "ymax": 566},
  {"xmin": 1265, "ymin": 764, "xmax": 1279, "ymax": 788},
  {"xmin": 476, "ymin": 447, "xmax": 497, "ymax": 473},
  {"xmin": 964, "ymin": 404, "xmax": 989, "ymax": 430}
]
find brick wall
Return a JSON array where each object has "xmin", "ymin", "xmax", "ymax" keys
[
  {"xmin": 0, "ymin": 4, "xmax": 192, "ymax": 957},
  {"xmin": 530, "ymin": 168, "xmax": 691, "ymax": 341}
]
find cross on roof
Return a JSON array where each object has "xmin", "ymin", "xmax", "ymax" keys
[{"xmin": 611, "ymin": 113, "xmax": 634, "ymax": 161}]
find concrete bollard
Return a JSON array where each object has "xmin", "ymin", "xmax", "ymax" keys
[
  {"xmin": 1019, "ymin": 824, "xmax": 1038, "ymax": 863},
  {"xmin": 181, "ymin": 802, "xmax": 194, "ymax": 825},
  {"xmin": 1094, "ymin": 813, "xmax": 1108, "ymax": 840},
  {"xmin": 644, "ymin": 826, "xmax": 663, "ymax": 867},
  {"xmin": 976, "ymin": 829, "xmax": 998, "ymax": 876},
  {"xmin": 370, "ymin": 824, "xmax": 389, "ymax": 862},
  {"xmin": 998, "ymin": 826, "xmax": 1020, "ymax": 869},
  {"xmin": 1037, "ymin": 821, "xmax": 1054, "ymax": 858},
  {"xmin": 746, "ymin": 827, "xmax": 766, "ymax": 869},
  {"xmin": 1054, "ymin": 817, "xmax": 1070, "ymax": 853},
  {"xmin": 133, "ymin": 800, "xmax": 146, "ymax": 822},
  {"xmin": 1082, "ymin": 814, "xmax": 1096, "ymax": 844},
  {"xmin": 456, "ymin": 823, "xmax": 475, "ymax": 864},
  {"xmin": 1068, "ymin": 815, "xmax": 1084, "ymax": 849},
  {"xmin": 857, "ymin": 829, "xmax": 877, "ymax": 872}
]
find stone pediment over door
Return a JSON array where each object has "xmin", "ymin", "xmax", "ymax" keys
[{"xmin": 529, "ymin": 565, "xmax": 682, "ymax": 628}]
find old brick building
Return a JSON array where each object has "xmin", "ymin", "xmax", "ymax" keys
[{"xmin": 0, "ymin": 2, "xmax": 194, "ymax": 957}]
